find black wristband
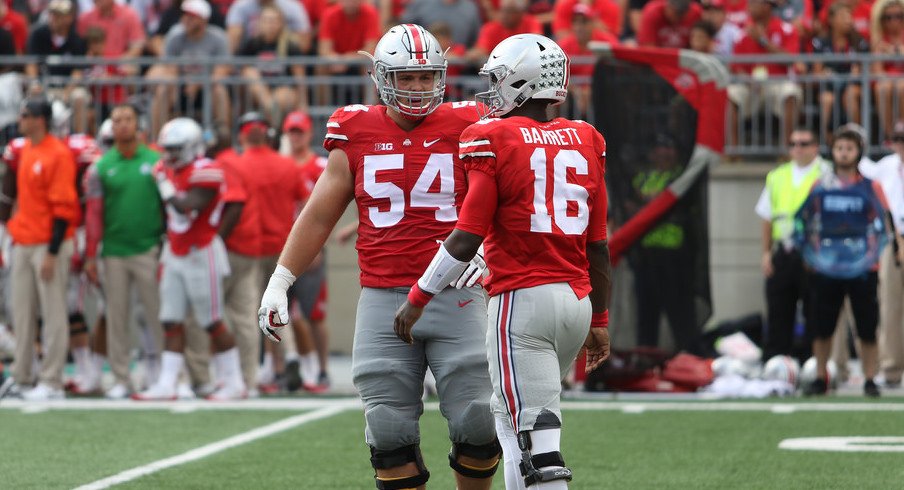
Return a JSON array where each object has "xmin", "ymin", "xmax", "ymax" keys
[{"xmin": 48, "ymin": 218, "xmax": 68, "ymax": 255}]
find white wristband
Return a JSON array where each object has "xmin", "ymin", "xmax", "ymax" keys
[
  {"xmin": 417, "ymin": 243, "xmax": 469, "ymax": 295},
  {"xmin": 267, "ymin": 264, "xmax": 296, "ymax": 293}
]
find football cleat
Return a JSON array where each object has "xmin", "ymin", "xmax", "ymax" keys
[
  {"xmin": 22, "ymin": 383, "xmax": 65, "ymax": 401},
  {"xmin": 105, "ymin": 383, "xmax": 131, "ymax": 400},
  {"xmin": 131, "ymin": 382, "xmax": 178, "ymax": 401},
  {"xmin": 205, "ymin": 383, "xmax": 247, "ymax": 401}
]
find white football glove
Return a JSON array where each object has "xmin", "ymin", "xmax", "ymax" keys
[
  {"xmin": 156, "ymin": 174, "xmax": 176, "ymax": 202},
  {"xmin": 452, "ymin": 245, "xmax": 487, "ymax": 289},
  {"xmin": 258, "ymin": 264, "xmax": 296, "ymax": 342}
]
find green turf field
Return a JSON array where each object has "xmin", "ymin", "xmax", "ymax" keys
[{"xmin": 2, "ymin": 398, "xmax": 903, "ymax": 489}]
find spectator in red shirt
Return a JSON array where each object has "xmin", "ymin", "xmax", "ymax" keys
[
  {"xmin": 728, "ymin": 0, "xmax": 803, "ymax": 146},
  {"xmin": 467, "ymin": 0, "xmax": 543, "ymax": 62},
  {"xmin": 553, "ymin": 0, "xmax": 623, "ymax": 39},
  {"xmin": 872, "ymin": 0, "xmax": 904, "ymax": 144},
  {"xmin": 558, "ymin": 4, "xmax": 619, "ymax": 117},
  {"xmin": 77, "ymin": 0, "xmax": 147, "ymax": 70},
  {"xmin": 637, "ymin": 0, "xmax": 703, "ymax": 48},
  {"xmin": 317, "ymin": 0, "xmax": 381, "ymax": 75},
  {"xmin": 0, "ymin": 1, "xmax": 27, "ymax": 53}
]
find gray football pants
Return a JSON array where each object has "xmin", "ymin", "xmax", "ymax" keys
[{"xmin": 352, "ymin": 286, "xmax": 496, "ymax": 451}]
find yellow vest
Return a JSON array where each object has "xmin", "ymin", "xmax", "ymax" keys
[
  {"xmin": 633, "ymin": 169, "xmax": 684, "ymax": 249},
  {"xmin": 766, "ymin": 160, "xmax": 824, "ymax": 242}
]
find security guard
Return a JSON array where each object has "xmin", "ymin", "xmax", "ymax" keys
[{"xmin": 754, "ymin": 127, "xmax": 828, "ymax": 362}]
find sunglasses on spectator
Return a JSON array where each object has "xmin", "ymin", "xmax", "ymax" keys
[
  {"xmin": 789, "ymin": 140, "xmax": 815, "ymax": 147},
  {"xmin": 893, "ymin": 135, "xmax": 904, "ymax": 143},
  {"xmin": 882, "ymin": 13, "xmax": 904, "ymax": 21}
]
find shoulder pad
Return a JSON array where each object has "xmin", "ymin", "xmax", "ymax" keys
[
  {"xmin": 328, "ymin": 104, "xmax": 374, "ymax": 126},
  {"xmin": 433, "ymin": 101, "xmax": 483, "ymax": 125}
]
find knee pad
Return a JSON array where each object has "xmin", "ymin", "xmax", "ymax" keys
[
  {"xmin": 448, "ymin": 439, "xmax": 502, "ymax": 479},
  {"xmin": 163, "ymin": 323, "xmax": 184, "ymax": 338},
  {"xmin": 518, "ymin": 411, "xmax": 572, "ymax": 487},
  {"xmin": 370, "ymin": 444, "xmax": 430, "ymax": 490},
  {"xmin": 364, "ymin": 404, "xmax": 420, "ymax": 450},
  {"xmin": 449, "ymin": 400, "xmax": 496, "ymax": 446}
]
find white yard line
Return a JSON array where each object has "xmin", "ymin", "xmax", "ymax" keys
[
  {"xmin": 0, "ymin": 397, "xmax": 363, "ymax": 412},
  {"xmin": 72, "ymin": 404, "xmax": 351, "ymax": 490}
]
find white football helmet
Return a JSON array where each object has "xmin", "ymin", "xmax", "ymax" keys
[
  {"xmin": 762, "ymin": 355, "xmax": 801, "ymax": 387},
  {"xmin": 96, "ymin": 118, "xmax": 114, "ymax": 152},
  {"xmin": 158, "ymin": 117, "xmax": 204, "ymax": 168},
  {"xmin": 476, "ymin": 33, "xmax": 569, "ymax": 118},
  {"xmin": 364, "ymin": 24, "xmax": 447, "ymax": 118},
  {"xmin": 799, "ymin": 357, "xmax": 838, "ymax": 390}
]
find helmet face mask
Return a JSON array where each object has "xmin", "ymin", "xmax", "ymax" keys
[
  {"xmin": 476, "ymin": 34, "xmax": 570, "ymax": 118},
  {"xmin": 367, "ymin": 24, "xmax": 447, "ymax": 118}
]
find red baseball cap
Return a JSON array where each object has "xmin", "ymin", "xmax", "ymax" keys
[
  {"xmin": 573, "ymin": 3, "xmax": 593, "ymax": 16},
  {"xmin": 283, "ymin": 111, "xmax": 311, "ymax": 132}
]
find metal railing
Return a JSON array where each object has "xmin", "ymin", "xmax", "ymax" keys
[
  {"xmin": 716, "ymin": 52, "xmax": 904, "ymax": 161},
  {"xmin": 1, "ymin": 53, "xmax": 901, "ymax": 160}
]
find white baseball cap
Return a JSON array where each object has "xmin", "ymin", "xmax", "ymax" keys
[{"xmin": 182, "ymin": 0, "xmax": 211, "ymax": 20}]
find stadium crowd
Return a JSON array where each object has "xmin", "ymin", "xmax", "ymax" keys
[
  {"xmin": 0, "ymin": 0, "xmax": 901, "ymax": 402},
  {"xmin": 0, "ymin": 0, "xmax": 895, "ymax": 145}
]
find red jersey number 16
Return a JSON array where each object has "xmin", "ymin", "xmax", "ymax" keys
[{"xmin": 530, "ymin": 148, "xmax": 590, "ymax": 236}]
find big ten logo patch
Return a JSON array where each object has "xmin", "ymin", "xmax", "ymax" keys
[{"xmin": 374, "ymin": 142, "xmax": 395, "ymax": 151}]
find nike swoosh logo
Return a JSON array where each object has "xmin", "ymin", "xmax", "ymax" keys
[
  {"xmin": 424, "ymin": 138, "xmax": 441, "ymax": 147},
  {"xmin": 458, "ymin": 299, "xmax": 474, "ymax": 308}
]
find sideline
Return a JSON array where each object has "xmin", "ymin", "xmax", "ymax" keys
[{"xmin": 72, "ymin": 405, "xmax": 350, "ymax": 490}]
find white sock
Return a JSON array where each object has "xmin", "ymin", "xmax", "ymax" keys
[
  {"xmin": 215, "ymin": 348, "xmax": 245, "ymax": 388},
  {"xmin": 157, "ymin": 351, "xmax": 184, "ymax": 390},
  {"xmin": 495, "ymin": 416, "xmax": 526, "ymax": 490},
  {"xmin": 91, "ymin": 353, "xmax": 106, "ymax": 379},
  {"xmin": 257, "ymin": 352, "xmax": 275, "ymax": 384},
  {"xmin": 72, "ymin": 347, "xmax": 90, "ymax": 379},
  {"xmin": 301, "ymin": 352, "xmax": 319, "ymax": 385}
]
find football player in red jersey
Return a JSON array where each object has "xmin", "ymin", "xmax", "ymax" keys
[
  {"xmin": 395, "ymin": 34, "xmax": 612, "ymax": 489},
  {"xmin": 132, "ymin": 117, "xmax": 246, "ymax": 401},
  {"xmin": 259, "ymin": 24, "xmax": 501, "ymax": 490}
]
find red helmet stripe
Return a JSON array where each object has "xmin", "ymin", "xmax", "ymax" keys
[{"xmin": 403, "ymin": 23, "xmax": 427, "ymax": 60}]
